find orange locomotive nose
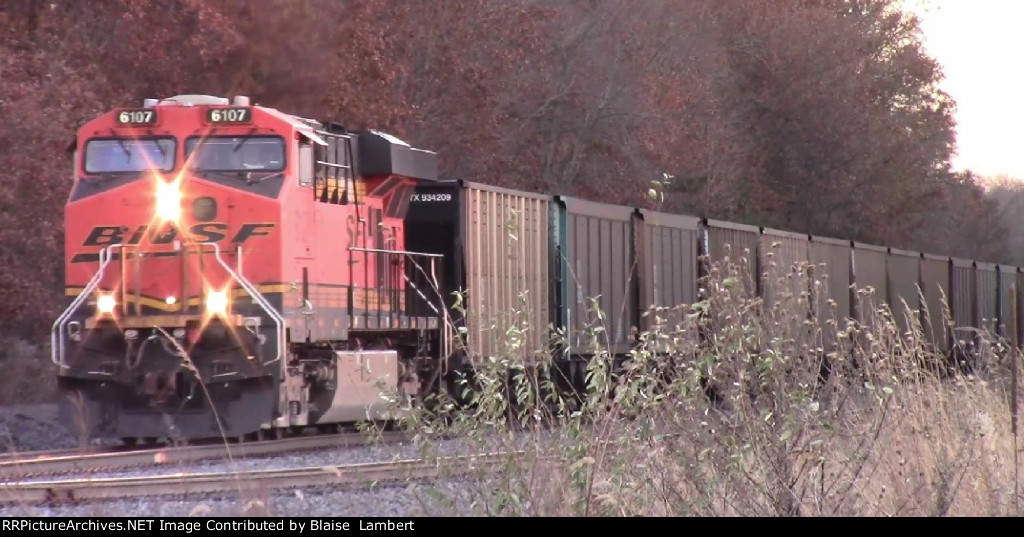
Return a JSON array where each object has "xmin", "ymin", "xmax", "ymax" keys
[{"xmin": 66, "ymin": 168, "xmax": 279, "ymax": 317}]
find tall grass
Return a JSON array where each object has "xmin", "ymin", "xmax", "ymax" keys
[
  {"xmin": 2, "ymin": 247, "xmax": 1020, "ymax": 516},
  {"xmin": 389, "ymin": 249, "xmax": 1024, "ymax": 517}
]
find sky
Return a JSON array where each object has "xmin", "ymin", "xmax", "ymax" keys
[{"xmin": 903, "ymin": 0, "xmax": 1024, "ymax": 179}]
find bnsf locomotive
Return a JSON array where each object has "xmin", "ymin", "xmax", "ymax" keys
[
  {"xmin": 55, "ymin": 94, "xmax": 455, "ymax": 443},
  {"xmin": 55, "ymin": 94, "xmax": 1023, "ymax": 445}
]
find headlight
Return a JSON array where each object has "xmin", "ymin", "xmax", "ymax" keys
[
  {"xmin": 205, "ymin": 290, "xmax": 229, "ymax": 315},
  {"xmin": 96, "ymin": 294, "xmax": 116, "ymax": 315},
  {"xmin": 155, "ymin": 179, "xmax": 182, "ymax": 222}
]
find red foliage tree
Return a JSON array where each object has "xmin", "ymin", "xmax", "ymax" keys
[{"xmin": 0, "ymin": 0, "xmax": 1002, "ymax": 340}]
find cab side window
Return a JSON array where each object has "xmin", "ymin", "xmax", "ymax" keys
[
  {"xmin": 298, "ymin": 142, "xmax": 313, "ymax": 186},
  {"xmin": 313, "ymin": 128, "xmax": 355, "ymax": 205}
]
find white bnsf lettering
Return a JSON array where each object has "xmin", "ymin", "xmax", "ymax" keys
[{"xmin": 410, "ymin": 192, "xmax": 452, "ymax": 202}]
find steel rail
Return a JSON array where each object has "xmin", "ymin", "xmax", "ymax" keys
[
  {"xmin": 0, "ymin": 430, "xmax": 411, "ymax": 480},
  {"xmin": 0, "ymin": 451, "xmax": 528, "ymax": 505},
  {"xmin": 0, "ymin": 447, "xmax": 97, "ymax": 464}
]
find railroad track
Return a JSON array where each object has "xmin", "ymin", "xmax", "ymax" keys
[
  {"xmin": 0, "ymin": 447, "xmax": 97, "ymax": 465},
  {"xmin": 0, "ymin": 430, "xmax": 411, "ymax": 480},
  {"xmin": 0, "ymin": 451, "xmax": 525, "ymax": 506}
]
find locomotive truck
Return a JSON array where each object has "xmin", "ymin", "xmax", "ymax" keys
[{"xmin": 55, "ymin": 94, "xmax": 1022, "ymax": 445}]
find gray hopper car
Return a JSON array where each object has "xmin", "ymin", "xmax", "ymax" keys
[{"xmin": 405, "ymin": 179, "xmax": 1019, "ymax": 380}]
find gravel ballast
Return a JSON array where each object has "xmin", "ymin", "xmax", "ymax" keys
[
  {"xmin": 0, "ymin": 404, "xmax": 79, "ymax": 452},
  {"xmin": 0, "ymin": 403, "xmax": 565, "ymax": 517},
  {"xmin": 0, "ymin": 480, "xmax": 484, "ymax": 517},
  {"xmin": 8, "ymin": 433, "xmax": 514, "ymax": 484}
]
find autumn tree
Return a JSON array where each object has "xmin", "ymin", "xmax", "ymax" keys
[
  {"xmin": 973, "ymin": 175, "xmax": 1024, "ymax": 266},
  {"xmin": 659, "ymin": 0, "xmax": 956, "ymax": 247},
  {"xmin": 0, "ymin": 0, "xmax": 1011, "ymax": 339},
  {"xmin": 912, "ymin": 171, "xmax": 1007, "ymax": 262},
  {"xmin": 0, "ymin": 0, "xmax": 245, "ymax": 338}
]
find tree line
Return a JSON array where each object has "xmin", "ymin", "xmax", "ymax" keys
[{"xmin": 0, "ymin": 0, "xmax": 1014, "ymax": 340}]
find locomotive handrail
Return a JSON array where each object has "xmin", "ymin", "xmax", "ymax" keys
[
  {"xmin": 202, "ymin": 242, "xmax": 285, "ymax": 366},
  {"xmin": 51, "ymin": 242, "xmax": 284, "ymax": 368},
  {"xmin": 316, "ymin": 161, "xmax": 352, "ymax": 170},
  {"xmin": 348, "ymin": 245, "xmax": 452, "ymax": 358},
  {"xmin": 349, "ymin": 246, "xmax": 443, "ymax": 313},
  {"xmin": 51, "ymin": 244, "xmax": 122, "ymax": 367},
  {"xmin": 348, "ymin": 246, "xmax": 445, "ymax": 258}
]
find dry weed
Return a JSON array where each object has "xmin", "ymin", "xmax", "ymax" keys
[{"xmin": 391, "ymin": 252, "xmax": 1024, "ymax": 517}]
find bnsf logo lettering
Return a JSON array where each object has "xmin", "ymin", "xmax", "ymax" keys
[
  {"xmin": 410, "ymin": 192, "xmax": 452, "ymax": 202},
  {"xmin": 82, "ymin": 223, "xmax": 273, "ymax": 246},
  {"xmin": 72, "ymin": 223, "xmax": 275, "ymax": 263}
]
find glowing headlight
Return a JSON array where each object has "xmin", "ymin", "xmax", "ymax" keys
[
  {"xmin": 205, "ymin": 290, "xmax": 229, "ymax": 315},
  {"xmin": 96, "ymin": 294, "xmax": 116, "ymax": 315},
  {"xmin": 155, "ymin": 180, "xmax": 182, "ymax": 222}
]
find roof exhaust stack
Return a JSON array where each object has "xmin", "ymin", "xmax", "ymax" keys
[
  {"xmin": 232, "ymin": 95, "xmax": 251, "ymax": 106},
  {"xmin": 143, "ymin": 98, "xmax": 158, "ymax": 108}
]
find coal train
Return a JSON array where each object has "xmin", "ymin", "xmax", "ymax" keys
[{"xmin": 53, "ymin": 94, "xmax": 1019, "ymax": 444}]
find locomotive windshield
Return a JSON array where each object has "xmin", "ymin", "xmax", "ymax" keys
[
  {"xmin": 84, "ymin": 138, "xmax": 176, "ymax": 174},
  {"xmin": 185, "ymin": 136, "xmax": 285, "ymax": 172}
]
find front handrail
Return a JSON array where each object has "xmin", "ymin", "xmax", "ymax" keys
[
  {"xmin": 202, "ymin": 242, "xmax": 285, "ymax": 366},
  {"xmin": 51, "ymin": 244, "xmax": 123, "ymax": 367},
  {"xmin": 52, "ymin": 242, "xmax": 285, "ymax": 368}
]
